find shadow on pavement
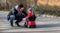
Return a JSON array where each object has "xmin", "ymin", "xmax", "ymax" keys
[
  {"xmin": 37, "ymin": 24, "xmax": 60, "ymax": 28},
  {"xmin": 1, "ymin": 23, "xmax": 60, "ymax": 32}
]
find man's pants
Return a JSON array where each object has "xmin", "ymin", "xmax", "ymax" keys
[
  {"xmin": 9, "ymin": 15, "xmax": 24, "ymax": 26},
  {"xmin": 9, "ymin": 15, "xmax": 15, "ymax": 26}
]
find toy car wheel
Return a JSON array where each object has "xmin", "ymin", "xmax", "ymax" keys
[
  {"xmin": 33, "ymin": 25, "xmax": 36, "ymax": 28},
  {"xmin": 24, "ymin": 22, "xmax": 27, "ymax": 28},
  {"xmin": 27, "ymin": 24, "xmax": 31, "ymax": 28},
  {"xmin": 30, "ymin": 25, "xmax": 36, "ymax": 28}
]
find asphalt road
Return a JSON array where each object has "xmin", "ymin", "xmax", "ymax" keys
[{"xmin": 0, "ymin": 11, "xmax": 60, "ymax": 33}]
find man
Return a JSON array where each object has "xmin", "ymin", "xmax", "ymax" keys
[{"xmin": 7, "ymin": 4, "xmax": 27, "ymax": 27}]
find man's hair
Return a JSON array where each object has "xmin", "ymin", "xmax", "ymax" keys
[{"xmin": 19, "ymin": 4, "xmax": 24, "ymax": 8}]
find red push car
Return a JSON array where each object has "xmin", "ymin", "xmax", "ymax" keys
[
  {"xmin": 24, "ymin": 8, "xmax": 36, "ymax": 28},
  {"xmin": 24, "ymin": 15, "xmax": 36, "ymax": 28}
]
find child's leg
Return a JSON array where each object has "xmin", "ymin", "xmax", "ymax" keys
[{"xmin": 28, "ymin": 15, "xmax": 36, "ymax": 21}]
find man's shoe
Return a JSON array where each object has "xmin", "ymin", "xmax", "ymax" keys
[
  {"xmin": 11, "ymin": 25, "xmax": 14, "ymax": 27},
  {"xmin": 15, "ymin": 22, "xmax": 21, "ymax": 27}
]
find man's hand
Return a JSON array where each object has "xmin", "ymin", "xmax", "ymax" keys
[{"xmin": 23, "ymin": 18, "xmax": 26, "ymax": 20}]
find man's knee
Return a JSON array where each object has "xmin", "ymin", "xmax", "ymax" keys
[{"xmin": 10, "ymin": 15, "xmax": 15, "ymax": 20}]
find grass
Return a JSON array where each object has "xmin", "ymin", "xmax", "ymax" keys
[{"xmin": 35, "ymin": 4, "xmax": 60, "ymax": 17}]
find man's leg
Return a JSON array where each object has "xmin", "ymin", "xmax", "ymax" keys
[
  {"xmin": 15, "ymin": 19, "xmax": 22, "ymax": 27},
  {"xmin": 15, "ymin": 13, "xmax": 25, "ymax": 27},
  {"xmin": 10, "ymin": 15, "xmax": 15, "ymax": 27}
]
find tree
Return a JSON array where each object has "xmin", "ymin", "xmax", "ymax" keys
[{"xmin": 34, "ymin": 0, "xmax": 38, "ymax": 10}]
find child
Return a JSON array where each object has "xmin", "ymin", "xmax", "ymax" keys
[{"xmin": 24, "ymin": 7, "xmax": 36, "ymax": 21}]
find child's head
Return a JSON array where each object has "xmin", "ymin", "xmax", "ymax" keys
[{"xmin": 28, "ymin": 8, "xmax": 33, "ymax": 12}]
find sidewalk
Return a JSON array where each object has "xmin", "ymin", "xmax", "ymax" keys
[{"xmin": 0, "ymin": 11, "xmax": 60, "ymax": 33}]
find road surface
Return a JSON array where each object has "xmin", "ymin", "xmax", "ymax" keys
[{"xmin": 0, "ymin": 11, "xmax": 60, "ymax": 33}]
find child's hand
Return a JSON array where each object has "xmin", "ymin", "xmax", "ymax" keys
[{"xmin": 23, "ymin": 18, "xmax": 26, "ymax": 20}]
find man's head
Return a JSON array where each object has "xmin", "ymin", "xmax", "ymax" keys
[{"xmin": 18, "ymin": 4, "xmax": 24, "ymax": 11}]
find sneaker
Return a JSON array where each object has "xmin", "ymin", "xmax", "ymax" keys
[
  {"xmin": 11, "ymin": 24, "xmax": 14, "ymax": 27},
  {"xmin": 15, "ymin": 22, "xmax": 21, "ymax": 27}
]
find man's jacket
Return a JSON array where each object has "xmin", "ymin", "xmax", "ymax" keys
[{"xmin": 7, "ymin": 7, "xmax": 27, "ymax": 20}]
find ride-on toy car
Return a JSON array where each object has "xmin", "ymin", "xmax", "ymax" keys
[{"xmin": 24, "ymin": 15, "xmax": 36, "ymax": 28}]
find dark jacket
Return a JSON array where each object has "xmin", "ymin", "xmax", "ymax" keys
[{"xmin": 7, "ymin": 8, "xmax": 27, "ymax": 20}]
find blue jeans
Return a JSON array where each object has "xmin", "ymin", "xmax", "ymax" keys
[{"xmin": 9, "ymin": 15, "xmax": 15, "ymax": 26}]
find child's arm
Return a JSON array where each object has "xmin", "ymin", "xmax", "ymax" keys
[
  {"xmin": 23, "ymin": 11, "xmax": 32, "ymax": 20},
  {"xmin": 25, "ymin": 11, "xmax": 32, "ymax": 18}
]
